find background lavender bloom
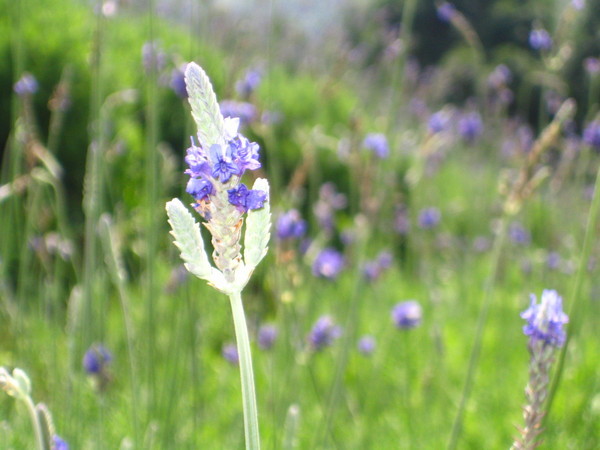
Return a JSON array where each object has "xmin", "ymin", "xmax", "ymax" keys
[
  {"xmin": 257, "ymin": 324, "xmax": 278, "ymax": 350},
  {"xmin": 392, "ymin": 301, "xmax": 423, "ymax": 329},
  {"xmin": 357, "ymin": 335, "xmax": 376, "ymax": 356},
  {"xmin": 83, "ymin": 344, "xmax": 112, "ymax": 375},
  {"xmin": 235, "ymin": 69, "xmax": 262, "ymax": 98},
  {"xmin": 583, "ymin": 120, "xmax": 600, "ymax": 150},
  {"xmin": 53, "ymin": 435, "xmax": 69, "ymax": 450},
  {"xmin": 529, "ymin": 28, "xmax": 553, "ymax": 51},
  {"xmin": 170, "ymin": 65, "xmax": 188, "ymax": 99},
  {"xmin": 308, "ymin": 316, "xmax": 342, "ymax": 351},
  {"xmin": 428, "ymin": 110, "xmax": 451, "ymax": 134},
  {"xmin": 509, "ymin": 222, "xmax": 531, "ymax": 245},
  {"xmin": 458, "ymin": 112, "xmax": 483, "ymax": 141},
  {"xmin": 220, "ymin": 100, "xmax": 258, "ymax": 125},
  {"xmin": 394, "ymin": 205, "xmax": 411, "ymax": 235},
  {"xmin": 546, "ymin": 252, "xmax": 561, "ymax": 271},
  {"xmin": 13, "ymin": 73, "xmax": 38, "ymax": 96},
  {"xmin": 584, "ymin": 57, "xmax": 600, "ymax": 75},
  {"xmin": 362, "ymin": 251, "xmax": 393, "ymax": 281},
  {"xmin": 141, "ymin": 41, "xmax": 166, "ymax": 74},
  {"xmin": 487, "ymin": 64, "xmax": 512, "ymax": 89},
  {"xmin": 521, "ymin": 290, "xmax": 568, "ymax": 347},
  {"xmin": 437, "ymin": 2, "xmax": 457, "ymax": 22},
  {"xmin": 312, "ymin": 248, "xmax": 344, "ymax": 279},
  {"xmin": 418, "ymin": 207, "xmax": 441, "ymax": 229},
  {"xmin": 222, "ymin": 344, "xmax": 239, "ymax": 365},
  {"xmin": 276, "ymin": 209, "xmax": 307, "ymax": 240},
  {"xmin": 362, "ymin": 133, "xmax": 389, "ymax": 159}
]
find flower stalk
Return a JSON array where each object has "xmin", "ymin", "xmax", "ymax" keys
[{"xmin": 166, "ymin": 62, "xmax": 270, "ymax": 449}]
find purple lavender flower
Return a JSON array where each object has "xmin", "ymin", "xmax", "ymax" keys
[
  {"xmin": 487, "ymin": 64, "xmax": 512, "ymax": 89},
  {"xmin": 362, "ymin": 133, "xmax": 389, "ymax": 159},
  {"xmin": 170, "ymin": 65, "xmax": 188, "ymax": 99},
  {"xmin": 584, "ymin": 57, "xmax": 600, "ymax": 75},
  {"xmin": 228, "ymin": 184, "xmax": 267, "ymax": 212},
  {"xmin": 13, "ymin": 73, "xmax": 38, "ymax": 96},
  {"xmin": 276, "ymin": 209, "xmax": 307, "ymax": 240},
  {"xmin": 546, "ymin": 252, "xmax": 561, "ymax": 271},
  {"xmin": 458, "ymin": 112, "xmax": 483, "ymax": 141},
  {"xmin": 394, "ymin": 205, "xmax": 410, "ymax": 235},
  {"xmin": 357, "ymin": 335, "xmax": 376, "ymax": 356},
  {"xmin": 83, "ymin": 344, "xmax": 112, "ymax": 375},
  {"xmin": 220, "ymin": 100, "xmax": 258, "ymax": 125},
  {"xmin": 257, "ymin": 324, "xmax": 278, "ymax": 350},
  {"xmin": 428, "ymin": 110, "xmax": 451, "ymax": 134},
  {"xmin": 418, "ymin": 207, "xmax": 441, "ymax": 229},
  {"xmin": 209, "ymin": 144, "xmax": 241, "ymax": 182},
  {"xmin": 583, "ymin": 120, "xmax": 600, "ymax": 150},
  {"xmin": 312, "ymin": 248, "xmax": 344, "ymax": 279},
  {"xmin": 362, "ymin": 251, "xmax": 393, "ymax": 281},
  {"xmin": 509, "ymin": 222, "xmax": 531, "ymax": 246},
  {"xmin": 308, "ymin": 316, "xmax": 342, "ymax": 351},
  {"xmin": 222, "ymin": 344, "xmax": 239, "ymax": 365},
  {"xmin": 437, "ymin": 2, "xmax": 457, "ymax": 22},
  {"xmin": 141, "ymin": 41, "xmax": 166, "ymax": 74},
  {"xmin": 53, "ymin": 435, "xmax": 69, "ymax": 450},
  {"xmin": 313, "ymin": 183, "xmax": 347, "ymax": 231},
  {"xmin": 529, "ymin": 28, "xmax": 553, "ymax": 51},
  {"xmin": 186, "ymin": 178, "xmax": 214, "ymax": 200},
  {"xmin": 392, "ymin": 301, "xmax": 422, "ymax": 329},
  {"xmin": 235, "ymin": 69, "xmax": 262, "ymax": 98},
  {"xmin": 521, "ymin": 290, "xmax": 568, "ymax": 347}
]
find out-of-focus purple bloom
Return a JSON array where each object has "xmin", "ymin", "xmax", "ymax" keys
[
  {"xmin": 487, "ymin": 64, "xmax": 512, "ymax": 89},
  {"xmin": 13, "ymin": 73, "xmax": 38, "ymax": 96},
  {"xmin": 308, "ymin": 316, "xmax": 342, "ymax": 351},
  {"xmin": 458, "ymin": 112, "xmax": 483, "ymax": 141},
  {"xmin": 257, "ymin": 324, "xmax": 278, "ymax": 350},
  {"xmin": 521, "ymin": 290, "xmax": 568, "ymax": 347},
  {"xmin": 222, "ymin": 344, "xmax": 239, "ymax": 365},
  {"xmin": 362, "ymin": 133, "xmax": 389, "ymax": 159},
  {"xmin": 571, "ymin": 0, "xmax": 585, "ymax": 10},
  {"xmin": 357, "ymin": 335, "xmax": 376, "ymax": 356},
  {"xmin": 261, "ymin": 110, "xmax": 282, "ymax": 125},
  {"xmin": 314, "ymin": 183, "xmax": 347, "ymax": 231},
  {"xmin": 276, "ymin": 209, "xmax": 307, "ymax": 240},
  {"xmin": 584, "ymin": 57, "xmax": 600, "ymax": 75},
  {"xmin": 170, "ymin": 65, "xmax": 188, "ymax": 99},
  {"xmin": 228, "ymin": 183, "xmax": 267, "ymax": 212},
  {"xmin": 509, "ymin": 222, "xmax": 531, "ymax": 245},
  {"xmin": 394, "ymin": 205, "xmax": 410, "ymax": 235},
  {"xmin": 83, "ymin": 344, "xmax": 112, "ymax": 375},
  {"xmin": 546, "ymin": 252, "xmax": 561, "ymax": 270},
  {"xmin": 362, "ymin": 251, "xmax": 393, "ymax": 282},
  {"xmin": 437, "ymin": 2, "xmax": 457, "ymax": 22},
  {"xmin": 428, "ymin": 110, "xmax": 451, "ymax": 134},
  {"xmin": 220, "ymin": 100, "xmax": 258, "ymax": 125},
  {"xmin": 392, "ymin": 301, "xmax": 423, "ymax": 329},
  {"xmin": 418, "ymin": 207, "xmax": 441, "ymax": 229},
  {"xmin": 53, "ymin": 435, "xmax": 69, "ymax": 450},
  {"xmin": 142, "ymin": 41, "xmax": 166, "ymax": 74},
  {"xmin": 529, "ymin": 28, "xmax": 553, "ymax": 51},
  {"xmin": 583, "ymin": 120, "xmax": 600, "ymax": 150},
  {"xmin": 235, "ymin": 69, "xmax": 262, "ymax": 98},
  {"xmin": 473, "ymin": 236, "xmax": 491, "ymax": 253},
  {"xmin": 312, "ymin": 248, "xmax": 344, "ymax": 279}
]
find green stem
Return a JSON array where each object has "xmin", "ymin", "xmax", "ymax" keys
[
  {"xmin": 447, "ymin": 216, "xmax": 509, "ymax": 449},
  {"xmin": 24, "ymin": 396, "xmax": 46, "ymax": 450},
  {"xmin": 229, "ymin": 290, "xmax": 260, "ymax": 450}
]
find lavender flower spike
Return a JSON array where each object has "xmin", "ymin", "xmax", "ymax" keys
[{"xmin": 512, "ymin": 290, "xmax": 568, "ymax": 450}]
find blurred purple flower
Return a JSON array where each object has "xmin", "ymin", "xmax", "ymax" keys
[
  {"xmin": 529, "ymin": 28, "xmax": 553, "ymax": 51},
  {"xmin": 521, "ymin": 290, "xmax": 568, "ymax": 347},
  {"xmin": 363, "ymin": 133, "xmax": 389, "ymax": 159},
  {"xmin": 53, "ymin": 435, "xmax": 69, "ymax": 450},
  {"xmin": 308, "ymin": 316, "xmax": 342, "ymax": 351},
  {"xmin": 257, "ymin": 324, "xmax": 278, "ymax": 350},
  {"xmin": 458, "ymin": 112, "xmax": 483, "ymax": 141},
  {"xmin": 392, "ymin": 301, "xmax": 423, "ymax": 329},
  {"xmin": 276, "ymin": 209, "xmax": 307, "ymax": 240},
  {"xmin": 437, "ymin": 2, "xmax": 457, "ymax": 22},
  {"xmin": 220, "ymin": 100, "xmax": 258, "ymax": 125},
  {"xmin": 394, "ymin": 205, "xmax": 411, "ymax": 235},
  {"xmin": 222, "ymin": 344, "xmax": 239, "ymax": 365},
  {"xmin": 584, "ymin": 57, "xmax": 600, "ymax": 75},
  {"xmin": 83, "ymin": 344, "xmax": 112, "ymax": 375},
  {"xmin": 487, "ymin": 64, "xmax": 512, "ymax": 89},
  {"xmin": 13, "ymin": 73, "xmax": 38, "ymax": 96},
  {"xmin": 313, "ymin": 248, "xmax": 344, "ymax": 279},
  {"xmin": 357, "ymin": 335, "xmax": 376, "ymax": 356},
  {"xmin": 235, "ymin": 69, "xmax": 262, "ymax": 98},
  {"xmin": 546, "ymin": 252, "xmax": 561, "ymax": 270},
  {"xmin": 509, "ymin": 222, "xmax": 531, "ymax": 245},
  {"xmin": 418, "ymin": 207, "xmax": 441, "ymax": 229},
  {"xmin": 428, "ymin": 110, "xmax": 451, "ymax": 134},
  {"xmin": 170, "ymin": 65, "xmax": 188, "ymax": 99},
  {"xmin": 362, "ymin": 251, "xmax": 393, "ymax": 282},
  {"xmin": 583, "ymin": 120, "xmax": 600, "ymax": 150},
  {"xmin": 142, "ymin": 41, "xmax": 166, "ymax": 74}
]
